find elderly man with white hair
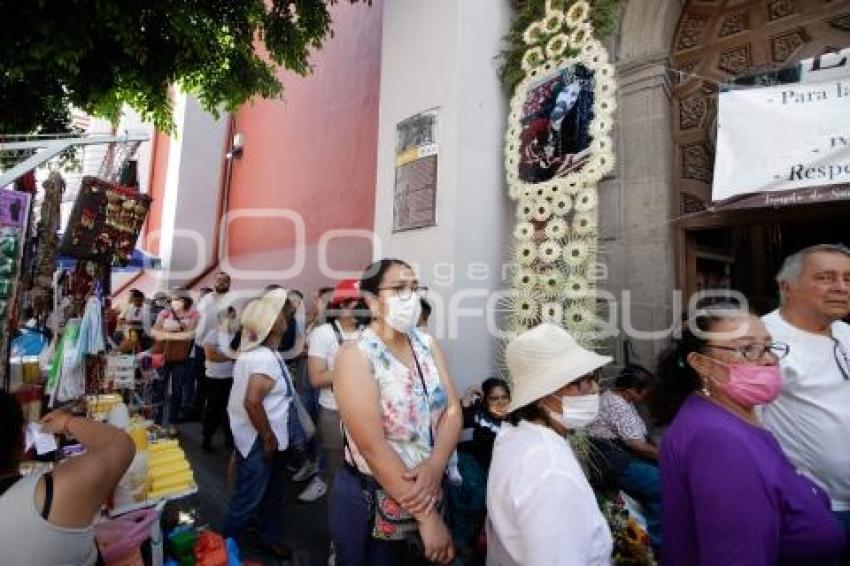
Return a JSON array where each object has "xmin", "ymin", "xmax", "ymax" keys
[{"xmin": 762, "ymin": 243, "xmax": 850, "ymax": 545}]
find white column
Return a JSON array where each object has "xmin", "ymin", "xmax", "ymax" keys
[
  {"xmin": 158, "ymin": 91, "xmax": 229, "ymax": 288},
  {"xmin": 373, "ymin": 0, "xmax": 512, "ymax": 388}
]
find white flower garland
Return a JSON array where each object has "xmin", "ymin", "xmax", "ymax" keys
[{"xmin": 504, "ymin": 0, "xmax": 617, "ymax": 341}]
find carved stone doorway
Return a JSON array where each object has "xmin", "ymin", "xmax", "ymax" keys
[{"xmin": 668, "ymin": 0, "xmax": 850, "ymax": 302}]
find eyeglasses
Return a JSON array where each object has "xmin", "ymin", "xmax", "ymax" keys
[
  {"xmin": 377, "ymin": 285, "xmax": 428, "ymax": 300},
  {"xmin": 707, "ymin": 342, "xmax": 790, "ymax": 361},
  {"xmin": 831, "ymin": 337, "xmax": 850, "ymax": 381}
]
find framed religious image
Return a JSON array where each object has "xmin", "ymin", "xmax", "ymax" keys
[
  {"xmin": 393, "ymin": 109, "xmax": 438, "ymax": 232},
  {"xmin": 517, "ymin": 63, "xmax": 595, "ymax": 184}
]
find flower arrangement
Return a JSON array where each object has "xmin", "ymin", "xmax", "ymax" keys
[
  {"xmin": 501, "ymin": 8, "xmax": 654, "ymax": 562},
  {"xmin": 504, "ymin": 0, "xmax": 618, "ymax": 348}
]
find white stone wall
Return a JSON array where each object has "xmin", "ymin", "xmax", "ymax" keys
[{"xmin": 372, "ymin": 0, "xmax": 512, "ymax": 388}]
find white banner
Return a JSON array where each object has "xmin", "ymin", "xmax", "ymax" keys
[{"xmin": 713, "ymin": 57, "xmax": 850, "ymax": 203}]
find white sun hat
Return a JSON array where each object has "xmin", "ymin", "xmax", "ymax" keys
[
  {"xmin": 506, "ymin": 323, "xmax": 612, "ymax": 412},
  {"xmin": 239, "ymin": 288, "xmax": 289, "ymax": 351}
]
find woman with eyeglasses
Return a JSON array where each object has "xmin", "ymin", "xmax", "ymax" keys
[
  {"xmin": 649, "ymin": 307, "xmax": 845, "ymax": 565},
  {"xmin": 330, "ymin": 259, "xmax": 462, "ymax": 565}
]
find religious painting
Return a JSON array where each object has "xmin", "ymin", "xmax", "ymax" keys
[{"xmin": 517, "ymin": 63, "xmax": 595, "ymax": 184}]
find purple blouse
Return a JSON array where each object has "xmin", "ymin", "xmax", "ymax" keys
[{"xmin": 660, "ymin": 395, "xmax": 845, "ymax": 565}]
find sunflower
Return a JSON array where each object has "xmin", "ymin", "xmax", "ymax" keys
[
  {"xmin": 510, "ymin": 294, "xmax": 540, "ymax": 326},
  {"xmin": 533, "ymin": 199, "xmax": 553, "ymax": 222},
  {"xmin": 569, "ymin": 23, "xmax": 592, "ymax": 48},
  {"xmin": 545, "ymin": 218, "xmax": 568, "ymax": 240},
  {"xmin": 518, "ymin": 200, "xmax": 537, "ymax": 221},
  {"xmin": 552, "ymin": 195, "xmax": 573, "ymax": 217},
  {"xmin": 538, "ymin": 270, "xmax": 566, "ymax": 298},
  {"xmin": 534, "ymin": 185, "xmax": 548, "ymax": 200},
  {"xmin": 589, "ymin": 114, "xmax": 613, "ymax": 139},
  {"xmin": 516, "ymin": 241, "xmax": 538, "ymax": 266},
  {"xmin": 541, "ymin": 302, "xmax": 564, "ymax": 325},
  {"xmin": 563, "ymin": 304, "xmax": 596, "ymax": 331},
  {"xmin": 574, "ymin": 188, "xmax": 598, "ymax": 213},
  {"xmin": 513, "ymin": 267, "xmax": 538, "ymax": 290},
  {"xmin": 565, "ymin": 1, "xmax": 590, "ymax": 27},
  {"xmin": 547, "ymin": 183, "xmax": 564, "ymax": 200},
  {"xmin": 563, "ymin": 239, "xmax": 590, "ymax": 267},
  {"xmin": 545, "ymin": 33, "xmax": 570, "ymax": 60},
  {"xmin": 542, "ymin": 10, "xmax": 565, "ymax": 34},
  {"xmin": 563, "ymin": 275, "xmax": 591, "ymax": 300},
  {"xmin": 514, "ymin": 221, "xmax": 535, "ymax": 241},
  {"xmin": 584, "ymin": 44, "xmax": 610, "ymax": 68},
  {"xmin": 595, "ymin": 77, "xmax": 617, "ymax": 101},
  {"xmin": 521, "ymin": 46, "xmax": 545, "ymax": 71},
  {"xmin": 523, "ymin": 22, "xmax": 546, "ymax": 45},
  {"xmin": 571, "ymin": 212, "xmax": 597, "ymax": 237},
  {"xmin": 591, "ymin": 151, "xmax": 616, "ymax": 177},
  {"xmin": 538, "ymin": 240, "xmax": 562, "ymax": 265}
]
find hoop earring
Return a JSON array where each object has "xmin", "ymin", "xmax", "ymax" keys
[{"xmin": 701, "ymin": 379, "xmax": 711, "ymax": 397}]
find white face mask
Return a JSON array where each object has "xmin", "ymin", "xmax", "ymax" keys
[
  {"xmin": 547, "ymin": 393, "xmax": 600, "ymax": 430},
  {"xmin": 384, "ymin": 294, "xmax": 422, "ymax": 333}
]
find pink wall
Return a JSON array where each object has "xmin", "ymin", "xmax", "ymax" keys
[
  {"xmin": 142, "ymin": 130, "xmax": 171, "ymax": 255},
  {"xmin": 225, "ymin": 1, "xmax": 383, "ymax": 280}
]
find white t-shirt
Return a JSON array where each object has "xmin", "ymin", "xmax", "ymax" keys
[
  {"xmin": 307, "ymin": 322, "xmax": 358, "ymax": 411},
  {"xmin": 194, "ymin": 292, "xmax": 232, "ymax": 343},
  {"xmin": 486, "ymin": 420, "xmax": 613, "ymax": 566},
  {"xmin": 761, "ymin": 310, "xmax": 850, "ymax": 512},
  {"xmin": 228, "ymin": 346, "xmax": 293, "ymax": 458},
  {"xmin": 202, "ymin": 329, "xmax": 236, "ymax": 379}
]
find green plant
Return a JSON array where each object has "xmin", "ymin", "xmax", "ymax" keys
[{"xmin": 0, "ymin": 0, "xmax": 370, "ymax": 134}]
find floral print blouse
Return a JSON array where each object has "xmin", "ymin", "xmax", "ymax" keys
[{"xmin": 345, "ymin": 327, "xmax": 448, "ymax": 474}]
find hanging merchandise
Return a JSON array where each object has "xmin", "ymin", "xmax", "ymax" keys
[
  {"xmin": 59, "ymin": 176, "xmax": 151, "ymax": 265},
  {"xmin": 0, "ymin": 189, "xmax": 32, "ymax": 389},
  {"xmin": 77, "ymin": 295, "xmax": 105, "ymax": 362},
  {"xmin": 52, "ymin": 320, "xmax": 85, "ymax": 403},
  {"xmin": 30, "ymin": 172, "xmax": 64, "ymax": 315}
]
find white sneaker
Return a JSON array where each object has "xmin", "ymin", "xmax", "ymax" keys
[
  {"xmin": 297, "ymin": 475, "xmax": 327, "ymax": 502},
  {"xmin": 292, "ymin": 460, "xmax": 318, "ymax": 482}
]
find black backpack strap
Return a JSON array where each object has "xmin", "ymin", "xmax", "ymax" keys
[
  {"xmin": 41, "ymin": 472, "xmax": 54, "ymax": 520},
  {"xmin": 331, "ymin": 321, "xmax": 344, "ymax": 345}
]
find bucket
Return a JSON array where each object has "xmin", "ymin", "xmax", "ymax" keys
[{"xmin": 94, "ymin": 508, "xmax": 158, "ymax": 566}]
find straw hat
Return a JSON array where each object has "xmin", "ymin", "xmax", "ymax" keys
[
  {"xmin": 506, "ymin": 323, "xmax": 612, "ymax": 412},
  {"xmin": 239, "ymin": 288, "xmax": 289, "ymax": 351}
]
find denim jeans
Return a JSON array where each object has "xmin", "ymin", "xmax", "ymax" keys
[
  {"xmin": 189, "ymin": 345, "xmax": 207, "ymax": 415},
  {"xmin": 153, "ymin": 361, "xmax": 189, "ymax": 426},
  {"xmin": 329, "ymin": 466, "xmax": 409, "ymax": 566},
  {"xmin": 222, "ymin": 437, "xmax": 295, "ymax": 546},
  {"xmin": 617, "ymin": 458, "xmax": 662, "ymax": 549}
]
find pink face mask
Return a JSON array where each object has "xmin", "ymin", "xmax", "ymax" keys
[{"xmin": 713, "ymin": 363, "xmax": 783, "ymax": 406}]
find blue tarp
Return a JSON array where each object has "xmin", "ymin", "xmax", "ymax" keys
[{"xmin": 56, "ymin": 248, "xmax": 161, "ymax": 271}]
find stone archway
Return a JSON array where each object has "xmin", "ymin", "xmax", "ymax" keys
[{"xmin": 669, "ymin": 0, "xmax": 850, "ymax": 213}]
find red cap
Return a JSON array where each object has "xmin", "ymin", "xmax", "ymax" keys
[{"xmin": 331, "ymin": 279, "xmax": 361, "ymax": 307}]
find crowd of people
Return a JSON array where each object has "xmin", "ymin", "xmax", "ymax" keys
[{"xmin": 2, "ymin": 243, "xmax": 850, "ymax": 565}]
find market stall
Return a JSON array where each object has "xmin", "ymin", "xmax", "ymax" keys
[{"xmin": 2, "ymin": 170, "xmax": 241, "ymax": 565}]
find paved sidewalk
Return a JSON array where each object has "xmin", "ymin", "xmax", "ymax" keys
[{"xmin": 174, "ymin": 422, "xmax": 331, "ymax": 565}]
